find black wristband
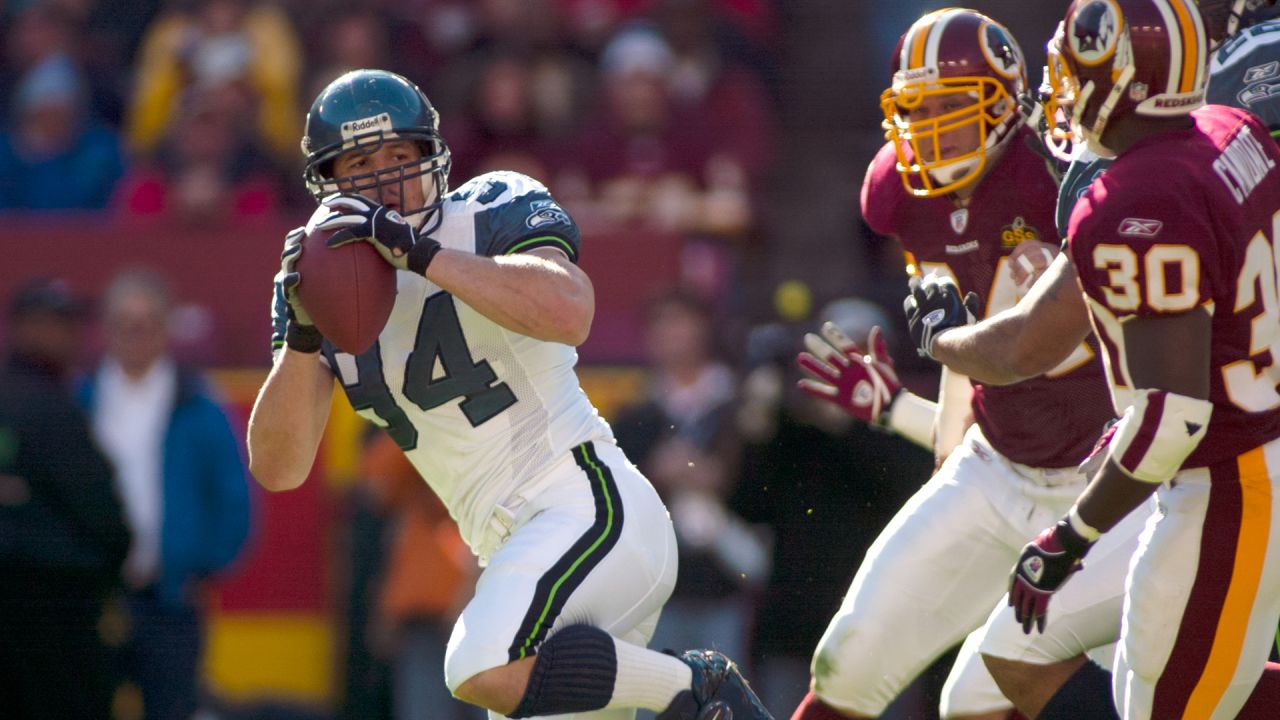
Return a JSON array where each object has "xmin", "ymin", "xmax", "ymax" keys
[
  {"xmin": 285, "ymin": 321, "xmax": 323, "ymax": 354},
  {"xmin": 1054, "ymin": 518, "xmax": 1095, "ymax": 560},
  {"xmin": 406, "ymin": 239, "xmax": 443, "ymax": 276},
  {"xmin": 877, "ymin": 387, "xmax": 906, "ymax": 427}
]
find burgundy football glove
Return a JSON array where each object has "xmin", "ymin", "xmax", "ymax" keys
[
  {"xmin": 1010, "ymin": 519, "xmax": 1095, "ymax": 634},
  {"xmin": 796, "ymin": 323, "xmax": 901, "ymax": 425}
]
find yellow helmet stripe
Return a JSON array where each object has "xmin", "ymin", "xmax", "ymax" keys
[
  {"xmin": 1168, "ymin": 0, "xmax": 1203, "ymax": 93},
  {"xmin": 908, "ymin": 10, "xmax": 943, "ymax": 69}
]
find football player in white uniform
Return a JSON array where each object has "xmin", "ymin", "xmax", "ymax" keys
[{"xmin": 247, "ymin": 69, "xmax": 772, "ymax": 720}]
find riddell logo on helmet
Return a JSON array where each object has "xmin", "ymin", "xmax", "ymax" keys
[
  {"xmin": 341, "ymin": 113, "xmax": 393, "ymax": 141},
  {"xmin": 896, "ymin": 67, "xmax": 938, "ymax": 84}
]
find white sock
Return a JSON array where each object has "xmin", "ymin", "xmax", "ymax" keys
[{"xmin": 607, "ymin": 638, "xmax": 694, "ymax": 710}]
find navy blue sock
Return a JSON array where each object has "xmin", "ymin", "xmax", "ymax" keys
[
  {"xmin": 509, "ymin": 624, "xmax": 618, "ymax": 718},
  {"xmin": 1037, "ymin": 661, "xmax": 1119, "ymax": 720}
]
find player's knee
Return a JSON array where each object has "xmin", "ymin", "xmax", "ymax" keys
[
  {"xmin": 813, "ymin": 613, "xmax": 895, "ymax": 687},
  {"xmin": 810, "ymin": 624, "xmax": 902, "ymax": 715},
  {"xmin": 452, "ymin": 659, "xmax": 534, "ymax": 714}
]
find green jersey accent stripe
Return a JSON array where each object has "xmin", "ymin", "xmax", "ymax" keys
[
  {"xmin": 505, "ymin": 235, "xmax": 576, "ymax": 258},
  {"xmin": 514, "ymin": 443, "xmax": 616, "ymax": 659}
]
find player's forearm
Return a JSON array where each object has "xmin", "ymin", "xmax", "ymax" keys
[
  {"xmin": 932, "ymin": 313, "xmax": 1038, "ymax": 385},
  {"xmin": 427, "ymin": 249, "xmax": 595, "ymax": 345},
  {"xmin": 934, "ymin": 255, "xmax": 1091, "ymax": 384},
  {"xmin": 1073, "ymin": 459, "xmax": 1160, "ymax": 534},
  {"xmin": 248, "ymin": 349, "xmax": 333, "ymax": 491}
]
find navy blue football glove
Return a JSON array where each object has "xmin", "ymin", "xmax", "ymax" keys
[
  {"xmin": 902, "ymin": 273, "xmax": 981, "ymax": 360},
  {"xmin": 317, "ymin": 193, "xmax": 442, "ymax": 276},
  {"xmin": 278, "ymin": 226, "xmax": 323, "ymax": 354},
  {"xmin": 1009, "ymin": 519, "xmax": 1094, "ymax": 634}
]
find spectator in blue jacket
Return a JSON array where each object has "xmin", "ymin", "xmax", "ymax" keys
[
  {"xmin": 78, "ymin": 268, "xmax": 251, "ymax": 720},
  {"xmin": 0, "ymin": 11, "xmax": 124, "ymax": 211}
]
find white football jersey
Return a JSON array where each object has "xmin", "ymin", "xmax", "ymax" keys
[{"xmin": 273, "ymin": 172, "xmax": 615, "ymax": 551}]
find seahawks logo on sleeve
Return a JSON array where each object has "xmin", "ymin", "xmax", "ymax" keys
[{"xmin": 457, "ymin": 172, "xmax": 582, "ymax": 262}]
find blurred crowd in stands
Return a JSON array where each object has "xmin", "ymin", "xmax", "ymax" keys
[{"xmin": 0, "ymin": 0, "xmax": 776, "ymax": 234}]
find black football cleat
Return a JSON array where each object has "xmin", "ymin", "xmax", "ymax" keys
[{"xmin": 655, "ymin": 649, "xmax": 774, "ymax": 720}]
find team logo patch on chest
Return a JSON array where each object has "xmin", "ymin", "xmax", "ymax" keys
[{"xmin": 1000, "ymin": 217, "xmax": 1040, "ymax": 248}]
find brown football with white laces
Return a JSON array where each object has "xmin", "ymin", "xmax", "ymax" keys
[{"xmin": 295, "ymin": 225, "xmax": 397, "ymax": 356}]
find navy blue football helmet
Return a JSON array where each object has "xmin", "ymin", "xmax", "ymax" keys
[
  {"xmin": 301, "ymin": 69, "xmax": 451, "ymax": 230},
  {"xmin": 1199, "ymin": 0, "xmax": 1280, "ymax": 46}
]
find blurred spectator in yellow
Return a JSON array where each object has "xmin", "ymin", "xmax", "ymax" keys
[
  {"xmin": 0, "ymin": 4, "xmax": 124, "ymax": 209},
  {"xmin": 0, "ymin": 278, "xmax": 130, "ymax": 720},
  {"xmin": 362, "ymin": 431, "xmax": 482, "ymax": 720},
  {"xmin": 611, "ymin": 289, "xmax": 768, "ymax": 670},
  {"xmin": 126, "ymin": 0, "xmax": 302, "ymax": 163},
  {"xmin": 560, "ymin": 23, "xmax": 751, "ymax": 236},
  {"xmin": 77, "ymin": 269, "xmax": 251, "ymax": 720},
  {"xmin": 115, "ymin": 87, "xmax": 282, "ymax": 222}
]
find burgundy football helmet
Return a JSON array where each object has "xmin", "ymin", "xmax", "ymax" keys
[
  {"xmin": 881, "ymin": 8, "xmax": 1028, "ymax": 197},
  {"xmin": 1049, "ymin": 0, "xmax": 1208, "ymax": 157}
]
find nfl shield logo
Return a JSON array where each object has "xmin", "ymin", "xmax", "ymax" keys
[{"xmin": 950, "ymin": 208, "xmax": 969, "ymax": 235}]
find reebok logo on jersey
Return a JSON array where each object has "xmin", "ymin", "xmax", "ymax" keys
[
  {"xmin": 1244, "ymin": 61, "xmax": 1279, "ymax": 84},
  {"xmin": 1022, "ymin": 556, "xmax": 1045, "ymax": 584},
  {"xmin": 1118, "ymin": 218, "xmax": 1163, "ymax": 238}
]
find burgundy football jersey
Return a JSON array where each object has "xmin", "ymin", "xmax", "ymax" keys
[
  {"xmin": 862, "ymin": 125, "xmax": 1115, "ymax": 468},
  {"xmin": 1068, "ymin": 105, "xmax": 1280, "ymax": 470}
]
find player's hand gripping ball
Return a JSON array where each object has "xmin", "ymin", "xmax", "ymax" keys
[{"xmin": 294, "ymin": 205, "xmax": 398, "ymax": 355}]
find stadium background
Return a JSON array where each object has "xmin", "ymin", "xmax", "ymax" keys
[{"xmin": 1, "ymin": 0, "xmax": 1063, "ymax": 717}]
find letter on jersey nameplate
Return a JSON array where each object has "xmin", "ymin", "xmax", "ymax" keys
[{"xmin": 1213, "ymin": 125, "xmax": 1277, "ymax": 203}]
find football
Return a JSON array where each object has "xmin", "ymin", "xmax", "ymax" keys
[{"xmin": 295, "ymin": 226, "xmax": 397, "ymax": 355}]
